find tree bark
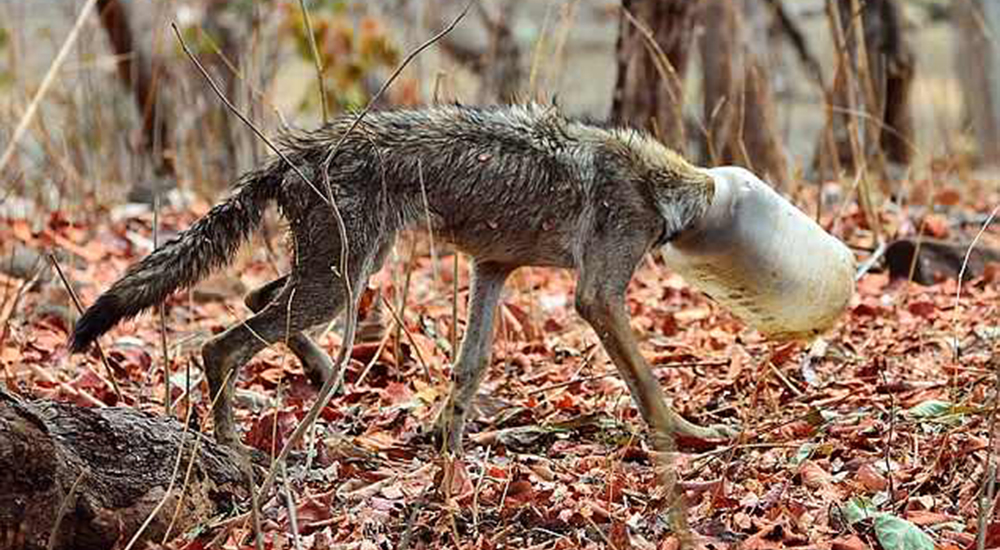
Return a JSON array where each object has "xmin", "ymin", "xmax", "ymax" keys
[
  {"xmin": 611, "ymin": 0, "xmax": 699, "ymax": 151},
  {"xmin": 698, "ymin": 0, "xmax": 790, "ymax": 189},
  {"xmin": 0, "ymin": 391, "xmax": 247, "ymax": 550},
  {"xmin": 884, "ymin": 237, "xmax": 1000, "ymax": 285}
]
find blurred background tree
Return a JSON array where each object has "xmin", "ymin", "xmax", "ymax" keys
[{"xmin": 955, "ymin": 0, "xmax": 1000, "ymax": 165}]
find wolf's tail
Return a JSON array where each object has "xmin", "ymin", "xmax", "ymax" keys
[{"xmin": 69, "ymin": 162, "xmax": 286, "ymax": 353}]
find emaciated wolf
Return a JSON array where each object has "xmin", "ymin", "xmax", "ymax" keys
[{"xmin": 70, "ymin": 103, "xmax": 735, "ymax": 456}]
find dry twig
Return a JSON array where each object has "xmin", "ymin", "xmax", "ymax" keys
[{"xmin": 49, "ymin": 253, "xmax": 123, "ymax": 402}]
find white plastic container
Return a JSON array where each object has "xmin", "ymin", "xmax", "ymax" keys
[{"xmin": 661, "ymin": 166, "xmax": 856, "ymax": 341}]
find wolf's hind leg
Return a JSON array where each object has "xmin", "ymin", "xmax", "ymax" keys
[
  {"xmin": 245, "ymin": 275, "xmax": 334, "ymax": 387},
  {"xmin": 204, "ymin": 276, "xmax": 344, "ymax": 450}
]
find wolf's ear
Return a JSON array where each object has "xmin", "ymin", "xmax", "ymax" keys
[{"xmin": 654, "ymin": 172, "xmax": 714, "ymax": 242}]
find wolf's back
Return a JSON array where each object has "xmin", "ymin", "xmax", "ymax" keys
[{"xmin": 70, "ymin": 163, "xmax": 285, "ymax": 353}]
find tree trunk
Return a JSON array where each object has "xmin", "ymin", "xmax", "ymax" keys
[
  {"xmin": 95, "ymin": 0, "xmax": 175, "ymax": 180},
  {"xmin": 698, "ymin": 0, "xmax": 790, "ymax": 189},
  {"xmin": 884, "ymin": 237, "xmax": 1000, "ymax": 284},
  {"xmin": 203, "ymin": 0, "xmax": 246, "ymax": 181},
  {"xmin": 955, "ymin": 0, "xmax": 1000, "ymax": 164},
  {"xmin": 611, "ymin": 0, "xmax": 699, "ymax": 151},
  {"xmin": 824, "ymin": 0, "xmax": 914, "ymax": 178},
  {"xmin": 0, "ymin": 391, "xmax": 247, "ymax": 550},
  {"xmin": 433, "ymin": 1, "xmax": 523, "ymax": 103}
]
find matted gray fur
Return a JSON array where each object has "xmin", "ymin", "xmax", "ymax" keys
[{"xmin": 70, "ymin": 103, "xmax": 732, "ymax": 454}]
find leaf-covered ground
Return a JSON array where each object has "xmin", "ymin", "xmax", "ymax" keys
[{"xmin": 1, "ymin": 185, "xmax": 998, "ymax": 550}]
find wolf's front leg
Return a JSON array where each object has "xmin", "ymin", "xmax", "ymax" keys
[
  {"xmin": 432, "ymin": 261, "xmax": 512, "ymax": 454},
  {"xmin": 574, "ymin": 252, "xmax": 735, "ymax": 450}
]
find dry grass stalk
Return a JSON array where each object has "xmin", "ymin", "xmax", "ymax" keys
[
  {"xmin": 0, "ymin": 0, "xmax": 99, "ymax": 175},
  {"xmin": 49, "ymin": 253, "xmax": 123, "ymax": 402},
  {"xmin": 297, "ymin": 0, "xmax": 329, "ymax": 123}
]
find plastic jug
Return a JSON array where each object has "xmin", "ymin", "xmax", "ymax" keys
[{"xmin": 661, "ymin": 166, "xmax": 856, "ymax": 341}]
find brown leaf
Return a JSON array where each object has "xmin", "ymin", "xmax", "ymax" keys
[
  {"xmin": 379, "ymin": 380, "xmax": 412, "ymax": 406},
  {"xmin": 966, "ymin": 522, "xmax": 1000, "ymax": 550},
  {"xmin": 799, "ymin": 460, "xmax": 831, "ymax": 489},
  {"xmin": 245, "ymin": 408, "xmax": 298, "ymax": 454},
  {"xmin": 904, "ymin": 509, "xmax": 958, "ymax": 526},
  {"xmin": 907, "ymin": 300, "xmax": 937, "ymax": 319},
  {"xmin": 831, "ymin": 534, "xmax": 869, "ymax": 550},
  {"xmin": 922, "ymin": 214, "xmax": 950, "ymax": 238},
  {"xmin": 504, "ymin": 479, "xmax": 535, "ymax": 507},
  {"xmin": 855, "ymin": 463, "xmax": 888, "ymax": 492},
  {"xmin": 608, "ymin": 520, "xmax": 633, "ymax": 549},
  {"xmin": 934, "ymin": 188, "xmax": 961, "ymax": 207}
]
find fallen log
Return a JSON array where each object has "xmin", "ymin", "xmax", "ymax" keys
[
  {"xmin": 884, "ymin": 237, "xmax": 1000, "ymax": 285},
  {"xmin": 0, "ymin": 390, "xmax": 247, "ymax": 550}
]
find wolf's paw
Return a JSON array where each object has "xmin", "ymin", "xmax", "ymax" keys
[
  {"xmin": 670, "ymin": 416, "xmax": 741, "ymax": 447},
  {"xmin": 220, "ymin": 439, "xmax": 271, "ymax": 468},
  {"xmin": 702, "ymin": 422, "xmax": 740, "ymax": 441}
]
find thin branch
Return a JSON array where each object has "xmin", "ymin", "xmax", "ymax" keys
[
  {"xmin": 297, "ymin": 0, "xmax": 329, "ymax": 123},
  {"xmin": 281, "ymin": 460, "xmax": 304, "ymax": 550},
  {"xmin": 170, "ymin": 23, "xmax": 332, "ymax": 210},
  {"xmin": 854, "ymin": 240, "xmax": 888, "ymax": 281},
  {"xmin": 977, "ymin": 351, "xmax": 1000, "ymax": 550},
  {"xmin": 0, "ymin": 254, "xmax": 45, "ymax": 348},
  {"xmin": 47, "ymin": 468, "xmax": 88, "ymax": 550},
  {"xmin": 763, "ymin": 0, "xmax": 824, "ymax": 87},
  {"xmin": 620, "ymin": 8, "xmax": 684, "ymax": 122},
  {"xmin": 355, "ymin": 316, "xmax": 396, "ymax": 387},
  {"xmin": 154, "ymin": 194, "xmax": 172, "ymax": 416},
  {"xmin": 380, "ymin": 295, "xmax": 432, "ymax": 384},
  {"xmin": 952, "ymin": 204, "xmax": 999, "ymax": 361},
  {"xmin": 49, "ymin": 254, "xmax": 123, "ymax": 402},
  {"xmin": 245, "ymin": 463, "xmax": 265, "ymax": 550}
]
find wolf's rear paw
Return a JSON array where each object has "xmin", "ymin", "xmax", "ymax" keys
[{"xmin": 220, "ymin": 439, "xmax": 271, "ymax": 468}]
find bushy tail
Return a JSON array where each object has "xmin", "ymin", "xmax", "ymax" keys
[{"xmin": 70, "ymin": 163, "xmax": 285, "ymax": 353}]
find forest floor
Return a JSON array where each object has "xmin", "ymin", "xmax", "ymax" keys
[{"xmin": 1, "ymin": 179, "xmax": 998, "ymax": 550}]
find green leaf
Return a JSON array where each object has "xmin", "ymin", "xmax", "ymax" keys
[
  {"xmin": 790, "ymin": 443, "xmax": 814, "ymax": 466},
  {"xmin": 841, "ymin": 497, "xmax": 876, "ymax": 525},
  {"xmin": 873, "ymin": 514, "xmax": 935, "ymax": 550},
  {"xmin": 906, "ymin": 400, "xmax": 952, "ymax": 418},
  {"xmin": 841, "ymin": 498, "xmax": 936, "ymax": 549}
]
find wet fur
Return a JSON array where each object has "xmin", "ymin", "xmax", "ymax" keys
[{"xmin": 71, "ymin": 103, "xmax": 724, "ymax": 452}]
